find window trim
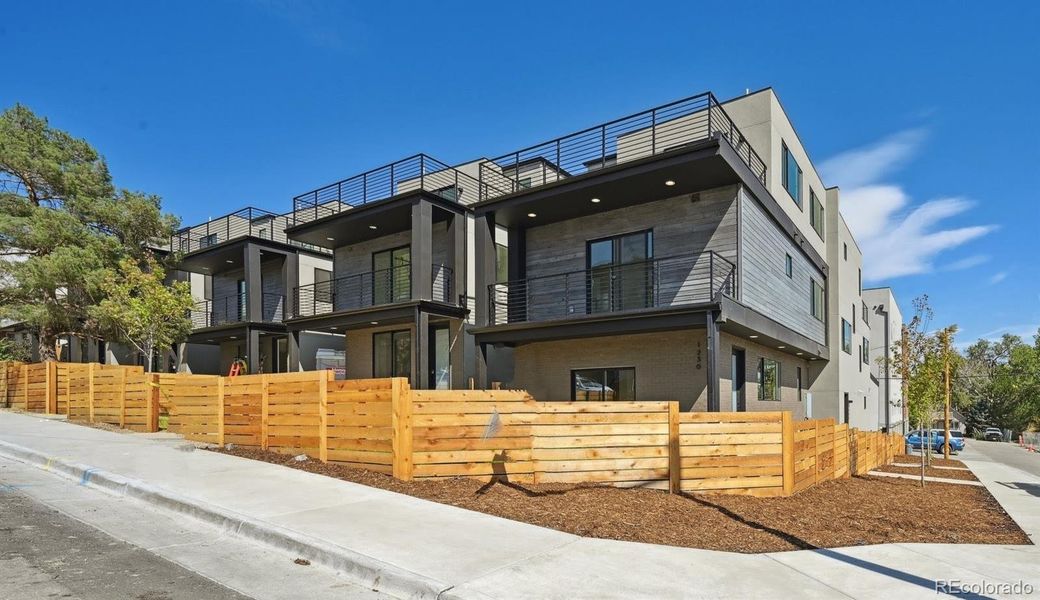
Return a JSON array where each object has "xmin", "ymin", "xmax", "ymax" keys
[
  {"xmin": 841, "ymin": 319, "xmax": 853, "ymax": 354},
  {"xmin": 570, "ymin": 367, "xmax": 636, "ymax": 401},
  {"xmin": 810, "ymin": 279, "xmax": 825, "ymax": 322},
  {"xmin": 785, "ymin": 253, "xmax": 793, "ymax": 278}
]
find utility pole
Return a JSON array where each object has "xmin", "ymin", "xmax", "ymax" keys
[{"xmin": 943, "ymin": 328, "xmax": 952, "ymax": 460}]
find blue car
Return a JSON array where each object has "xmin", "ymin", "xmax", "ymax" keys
[{"xmin": 906, "ymin": 430, "xmax": 964, "ymax": 454}]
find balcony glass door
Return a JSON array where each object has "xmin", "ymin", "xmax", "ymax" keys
[
  {"xmin": 373, "ymin": 246, "xmax": 411, "ymax": 305},
  {"xmin": 587, "ymin": 231, "xmax": 653, "ymax": 314}
]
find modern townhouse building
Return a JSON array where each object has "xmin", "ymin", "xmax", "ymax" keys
[
  {"xmin": 460, "ymin": 87, "xmax": 901, "ymax": 426},
  {"xmin": 170, "ymin": 207, "xmax": 343, "ymax": 375},
  {"xmin": 863, "ymin": 286, "xmax": 905, "ymax": 432},
  {"xmin": 280, "ymin": 155, "xmax": 499, "ymax": 390}
]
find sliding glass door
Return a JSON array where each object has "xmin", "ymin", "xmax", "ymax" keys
[
  {"xmin": 587, "ymin": 230, "xmax": 653, "ymax": 314},
  {"xmin": 372, "ymin": 246, "xmax": 410, "ymax": 305}
]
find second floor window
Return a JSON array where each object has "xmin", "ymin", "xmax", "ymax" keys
[
  {"xmin": 842, "ymin": 319, "xmax": 853, "ymax": 354},
  {"xmin": 785, "ymin": 254, "xmax": 793, "ymax": 278},
  {"xmin": 810, "ymin": 279, "xmax": 825, "ymax": 321},
  {"xmin": 782, "ymin": 142, "xmax": 802, "ymax": 208},
  {"xmin": 810, "ymin": 190, "xmax": 825, "ymax": 239},
  {"xmin": 862, "ymin": 337, "xmax": 870, "ymax": 365}
]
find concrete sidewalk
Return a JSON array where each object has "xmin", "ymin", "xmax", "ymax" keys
[
  {"xmin": 1, "ymin": 410, "xmax": 1037, "ymax": 599},
  {"xmin": 959, "ymin": 444, "xmax": 1040, "ymax": 541}
]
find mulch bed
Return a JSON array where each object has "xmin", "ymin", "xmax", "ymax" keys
[
  {"xmin": 211, "ymin": 447, "xmax": 1030, "ymax": 553},
  {"xmin": 902, "ymin": 456, "xmax": 967, "ymax": 468},
  {"xmin": 874, "ymin": 464, "xmax": 978, "ymax": 481}
]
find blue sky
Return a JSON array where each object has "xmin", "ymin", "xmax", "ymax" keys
[{"xmin": 4, "ymin": 1, "xmax": 1038, "ymax": 347}]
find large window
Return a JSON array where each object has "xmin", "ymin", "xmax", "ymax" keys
[
  {"xmin": 841, "ymin": 319, "xmax": 853, "ymax": 354},
  {"xmin": 587, "ymin": 230, "xmax": 653, "ymax": 314},
  {"xmin": 572, "ymin": 368, "xmax": 635, "ymax": 401},
  {"xmin": 373, "ymin": 330, "xmax": 411, "ymax": 378},
  {"xmin": 372, "ymin": 246, "xmax": 411, "ymax": 305},
  {"xmin": 758, "ymin": 358, "xmax": 780, "ymax": 401},
  {"xmin": 810, "ymin": 279, "xmax": 825, "ymax": 321},
  {"xmin": 495, "ymin": 243, "xmax": 508, "ymax": 283},
  {"xmin": 809, "ymin": 190, "xmax": 824, "ymax": 239},
  {"xmin": 782, "ymin": 142, "xmax": 802, "ymax": 207},
  {"xmin": 314, "ymin": 268, "xmax": 332, "ymax": 303}
]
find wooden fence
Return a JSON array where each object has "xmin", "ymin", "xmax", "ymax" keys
[{"xmin": 0, "ymin": 360, "xmax": 906, "ymax": 497}]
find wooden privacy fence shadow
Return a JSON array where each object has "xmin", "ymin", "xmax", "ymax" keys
[{"xmin": 1, "ymin": 360, "xmax": 906, "ymax": 497}]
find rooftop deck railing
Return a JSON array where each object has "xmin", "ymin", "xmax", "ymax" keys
[
  {"xmin": 488, "ymin": 251, "xmax": 735, "ymax": 326},
  {"xmin": 477, "ymin": 91, "xmax": 767, "ymax": 201},
  {"xmin": 292, "ymin": 263, "xmax": 454, "ymax": 319},
  {"xmin": 291, "ymin": 154, "xmax": 509, "ymax": 227},
  {"xmin": 172, "ymin": 207, "xmax": 331, "ymax": 256}
]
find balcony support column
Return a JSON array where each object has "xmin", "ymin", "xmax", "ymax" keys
[
  {"xmin": 446, "ymin": 212, "xmax": 466, "ymax": 305},
  {"xmin": 473, "ymin": 212, "xmax": 496, "ymax": 328},
  {"xmin": 246, "ymin": 327, "xmax": 261, "ymax": 375},
  {"xmin": 244, "ymin": 243, "xmax": 263, "ymax": 322},
  {"xmin": 413, "ymin": 308, "xmax": 429, "ymax": 390},
  {"xmin": 282, "ymin": 252, "xmax": 299, "ymax": 320},
  {"xmin": 705, "ymin": 310, "xmax": 721, "ymax": 412},
  {"xmin": 411, "ymin": 199, "xmax": 433, "ymax": 301},
  {"xmin": 287, "ymin": 330, "xmax": 302, "ymax": 372}
]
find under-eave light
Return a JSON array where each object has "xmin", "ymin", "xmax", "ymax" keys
[
  {"xmin": 664, "ymin": 180, "xmax": 676, "ymax": 186},
  {"xmin": 527, "ymin": 212, "xmax": 537, "ymax": 218},
  {"xmin": 368, "ymin": 225, "xmax": 377, "ymax": 230},
  {"xmin": 590, "ymin": 198, "xmax": 601, "ymax": 203}
]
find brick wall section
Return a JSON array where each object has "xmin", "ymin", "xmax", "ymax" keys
[{"xmin": 511, "ymin": 330, "xmax": 809, "ymax": 416}]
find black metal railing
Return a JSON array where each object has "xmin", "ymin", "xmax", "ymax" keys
[
  {"xmin": 188, "ymin": 292, "xmax": 285, "ymax": 329},
  {"xmin": 489, "ymin": 252, "xmax": 735, "ymax": 326},
  {"xmin": 477, "ymin": 91, "xmax": 767, "ymax": 201},
  {"xmin": 172, "ymin": 207, "xmax": 331, "ymax": 256},
  {"xmin": 292, "ymin": 264, "xmax": 454, "ymax": 318},
  {"xmin": 291, "ymin": 154, "xmax": 509, "ymax": 227}
]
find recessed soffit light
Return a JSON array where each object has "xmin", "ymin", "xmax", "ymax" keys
[
  {"xmin": 665, "ymin": 180, "xmax": 676, "ymax": 186},
  {"xmin": 590, "ymin": 198, "xmax": 601, "ymax": 203},
  {"xmin": 527, "ymin": 212, "xmax": 537, "ymax": 218},
  {"xmin": 368, "ymin": 225, "xmax": 378, "ymax": 230}
]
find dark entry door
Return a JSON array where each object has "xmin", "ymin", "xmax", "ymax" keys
[{"xmin": 731, "ymin": 348, "xmax": 746, "ymax": 411}]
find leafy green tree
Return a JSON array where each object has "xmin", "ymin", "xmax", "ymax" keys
[
  {"xmin": 92, "ymin": 257, "xmax": 193, "ymax": 372},
  {"xmin": 0, "ymin": 104, "xmax": 178, "ymax": 360},
  {"xmin": 0, "ymin": 336, "xmax": 31, "ymax": 362},
  {"xmin": 958, "ymin": 330, "xmax": 1040, "ymax": 434}
]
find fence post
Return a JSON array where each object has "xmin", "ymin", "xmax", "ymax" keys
[
  {"xmin": 391, "ymin": 377, "xmax": 413, "ymax": 481},
  {"xmin": 46, "ymin": 361, "xmax": 57, "ymax": 414},
  {"xmin": 668, "ymin": 402, "xmax": 680, "ymax": 494},
  {"xmin": 781, "ymin": 411, "xmax": 794, "ymax": 496},
  {"xmin": 260, "ymin": 374, "xmax": 269, "ymax": 450},
  {"xmin": 216, "ymin": 376, "xmax": 225, "ymax": 446},
  {"xmin": 65, "ymin": 365, "xmax": 72, "ymax": 418},
  {"xmin": 118, "ymin": 368, "xmax": 127, "ymax": 429},
  {"xmin": 318, "ymin": 371, "xmax": 329, "ymax": 463},
  {"xmin": 22, "ymin": 363, "xmax": 29, "ymax": 410},
  {"xmin": 87, "ymin": 363, "xmax": 96, "ymax": 422},
  {"xmin": 147, "ymin": 374, "xmax": 160, "ymax": 432},
  {"xmin": 813, "ymin": 420, "xmax": 821, "ymax": 486}
]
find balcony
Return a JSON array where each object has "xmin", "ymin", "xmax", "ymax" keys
[
  {"xmin": 189, "ymin": 293, "xmax": 285, "ymax": 329},
  {"xmin": 292, "ymin": 264, "xmax": 454, "ymax": 319},
  {"xmin": 290, "ymin": 154, "xmax": 510, "ymax": 227},
  {"xmin": 489, "ymin": 252, "xmax": 735, "ymax": 326},
  {"xmin": 173, "ymin": 207, "xmax": 331, "ymax": 257},
  {"xmin": 477, "ymin": 91, "xmax": 766, "ymax": 201}
]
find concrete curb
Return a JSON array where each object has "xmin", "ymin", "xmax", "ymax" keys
[{"xmin": 0, "ymin": 438, "xmax": 449, "ymax": 600}]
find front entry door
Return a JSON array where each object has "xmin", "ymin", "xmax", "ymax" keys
[
  {"xmin": 428, "ymin": 324, "xmax": 450, "ymax": 389},
  {"xmin": 731, "ymin": 348, "xmax": 746, "ymax": 411}
]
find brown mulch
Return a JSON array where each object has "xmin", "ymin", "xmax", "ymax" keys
[
  {"xmin": 210, "ymin": 447, "xmax": 1030, "ymax": 553},
  {"xmin": 901, "ymin": 456, "xmax": 968, "ymax": 468},
  {"xmin": 874, "ymin": 464, "xmax": 979, "ymax": 481}
]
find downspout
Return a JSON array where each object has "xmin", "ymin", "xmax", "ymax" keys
[{"xmin": 875, "ymin": 304, "xmax": 891, "ymax": 432}]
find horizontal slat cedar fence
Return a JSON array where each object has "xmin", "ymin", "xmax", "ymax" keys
[{"xmin": 1, "ymin": 361, "xmax": 909, "ymax": 497}]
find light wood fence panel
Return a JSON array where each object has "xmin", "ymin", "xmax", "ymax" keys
[
  {"xmin": 678, "ymin": 412, "xmax": 785, "ymax": 496},
  {"xmin": 265, "ymin": 371, "xmax": 324, "ymax": 456},
  {"xmin": 122, "ymin": 370, "xmax": 152, "ymax": 432},
  {"xmin": 223, "ymin": 374, "xmax": 264, "ymax": 447},
  {"xmin": 325, "ymin": 378, "xmax": 394, "ymax": 473},
  {"xmin": 833, "ymin": 423, "xmax": 850, "ymax": 478},
  {"xmin": 159, "ymin": 373, "xmax": 222, "ymax": 444},
  {"xmin": 410, "ymin": 389, "xmax": 537, "ymax": 481},
  {"xmin": 533, "ymin": 402, "xmax": 671, "ymax": 488},
  {"xmin": 24, "ymin": 362, "xmax": 49, "ymax": 412}
]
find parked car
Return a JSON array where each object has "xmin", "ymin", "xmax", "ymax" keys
[
  {"xmin": 930, "ymin": 430, "xmax": 965, "ymax": 454},
  {"xmin": 906, "ymin": 430, "xmax": 964, "ymax": 454},
  {"xmin": 983, "ymin": 427, "xmax": 1004, "ymax": 441}
]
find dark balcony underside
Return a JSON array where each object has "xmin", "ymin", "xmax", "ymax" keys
[
  {"xmin": 284, "ymin": 299, "xmax": 466, "ymax": 334},
  {"xmin": 186, "ymin": 321, "xmax": 286, "ymax": 345}
]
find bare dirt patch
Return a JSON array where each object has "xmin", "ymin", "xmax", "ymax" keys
[{"xmin": 211, "ymin": 446, "xmax": 1029, "ymax": 553}]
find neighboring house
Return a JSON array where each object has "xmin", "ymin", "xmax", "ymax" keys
[
  {"xmin": 169, "ymin": 206, "xmax": 343, "ymax": 375},
  {"xmin": 933, "ymin": 408, "xmax": 967, "ymax": 434},
  {"xmin": 864, "ymin": 286, "xmax": 905, "ymax": 432}
]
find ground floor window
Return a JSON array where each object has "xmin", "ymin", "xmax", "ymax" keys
[
  {"xmin": 373, "ymin": 330, "xmax": 410, "ymax": 378},
  {"xmin": 757, "ymin": 358, "xmax": 780, "ymax": 401},
  {"xmin": 571, "ymin": 367, "xmax": 635, "ymax": 401}
]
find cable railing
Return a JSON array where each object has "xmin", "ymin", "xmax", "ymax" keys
[
  {"xmin": 172, "ymin": 207, "xmax": 331, "ymax": 256},
  {"xmin": 292, "ymin": 264, "xmax": 454, "ymax": 318},
  {"xmin": 488, "ymin": 251, "xmax": 735, "ymax": 326},
  {"xmin": 188, "ymin": 292, "xmax": 285, "ymax": 329},
  {"xmin": 477, "ymin": 91, "xmax": 767, "ymax": 201},
  {"xmin": 291, "ymin": 154, "xmax": 509, "ymax": 227}
]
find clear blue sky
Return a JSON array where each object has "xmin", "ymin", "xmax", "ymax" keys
[{"xmin": 4, "ymin": 1, "xmax": 1038, "ymax": 347}]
